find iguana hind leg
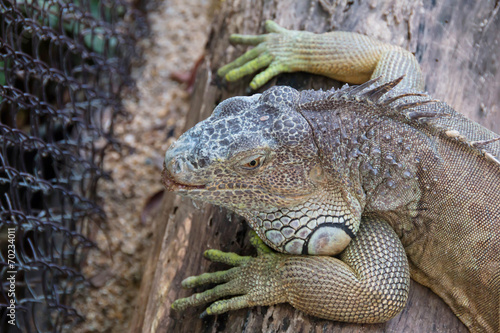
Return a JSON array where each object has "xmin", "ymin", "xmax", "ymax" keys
[{"xmin": 172, "ymin": 217, "xmax": 410, "ymax": 323}]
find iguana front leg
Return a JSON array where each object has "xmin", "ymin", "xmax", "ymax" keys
[
  {"xmin": 173, "ymin": 217, "xmax": 410, "ymax": 323},
  {"xmin": 218, "ymin": 20, "xmax": 423, "ymax": 91}
]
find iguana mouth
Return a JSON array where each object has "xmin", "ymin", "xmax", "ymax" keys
[{"xmin": 161, "ymin": 167, "xmax": 206, "ymax": 191}]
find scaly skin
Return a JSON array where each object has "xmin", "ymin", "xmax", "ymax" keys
[
  {"xmin": 218, "ymin": 21, "xmax": 423, "ymax": 91},
  {"xmin": 164, "ymin": 21, "xmax": 500, "ymax": 332}
]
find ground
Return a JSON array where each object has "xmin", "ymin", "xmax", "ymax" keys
[{"xmin": 73, "ymin": 1, "xmax": 212, "ymax": 332}]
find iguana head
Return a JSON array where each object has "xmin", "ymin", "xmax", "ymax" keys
[{"xmin": 163, "ymin": 86, "xmax": 361, "ymax": 255}]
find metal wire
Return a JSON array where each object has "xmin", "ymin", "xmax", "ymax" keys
[{"xmin": 0, "ymin": 0, "xmax": 139, "ymax": 331}]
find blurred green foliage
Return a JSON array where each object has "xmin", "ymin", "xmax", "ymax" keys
[{"xmin": 14, "ymin": 0, "xmax": 126, "ymax": 55}]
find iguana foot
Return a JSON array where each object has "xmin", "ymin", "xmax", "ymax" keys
[
  {"xmin": 172, "ymin": 219, "xmax": 410, "ymax": 322},
  {"xmin": 171, "ymin": 232, "xmax": 286, "ymax": 316},
  {"xmin": 217, "ymin": 20, "xmax": 301, "ymax": 90},
  {"xmin": 217, "ymin": 20, "xmax": 423, "ymax": 90}
]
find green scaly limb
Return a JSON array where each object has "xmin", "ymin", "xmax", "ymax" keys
[
  {"xmin": 218, "ymin": 20, "xmax": 423, "ymax": 90},
  {"xmin": 173, "ymin": 220, "xmax": 409, "ymax": 322}
]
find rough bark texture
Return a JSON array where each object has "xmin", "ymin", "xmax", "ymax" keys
[{"xmin": 130, "ymin": 0, "xmax": 500, "ymax": 332}]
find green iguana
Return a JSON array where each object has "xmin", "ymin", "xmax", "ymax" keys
[{"xmin": 162, "ymin": 21, "xmax": 500, "ymax": 332}]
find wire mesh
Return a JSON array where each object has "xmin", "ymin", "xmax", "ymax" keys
[{"xmin": 0, "ymin": 0, "xmax": 140, "ymax": 331}]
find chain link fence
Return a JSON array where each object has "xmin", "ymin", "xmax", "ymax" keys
[{"xmin": 0, "ymin": 1, "xmax": 141, "ymax": 331}]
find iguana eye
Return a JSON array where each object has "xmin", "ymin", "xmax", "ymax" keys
[
  {"xmin": 247, "ymin": 159, "xmax": 258, "ymax": 167},
  {"xmin": 240, "ymin": 156, "xmax": 264, "ymax": 170}
]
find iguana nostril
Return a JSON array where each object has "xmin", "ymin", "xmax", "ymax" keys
[
  {"xmin": 197, "ymin": 157, "xmax": 208, "ymax": 168},
  {"xmin": 164, "ymin": 150, "xmax": 182, "ymax": 174},
  {"xmin": 173, "ymin": 159, "xmax": 182, "ymax": 174},
  {"xmin": 165, "ymin": 135, "xmax": 203, "ymax": 174},
  {"xmin": 165, "ymin": 153, "xmax": 197, "ymax": 176}
]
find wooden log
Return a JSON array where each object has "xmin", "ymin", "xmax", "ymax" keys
[{"xmin": 130, "ymin": 0, "xmax": 500, "ymax": 332}]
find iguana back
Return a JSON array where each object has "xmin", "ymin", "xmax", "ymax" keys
[{"xmin": 297, "ymin": 84, "xmax": 500, "ymax": 331}]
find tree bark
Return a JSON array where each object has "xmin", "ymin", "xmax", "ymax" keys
[{"xmin": 130, "ymin": 0, "xmax": 500, "ymax": 332}]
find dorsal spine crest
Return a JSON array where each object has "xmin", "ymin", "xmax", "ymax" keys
[{"xmin": 297, "ymin": 78, "xmax": 500, "ymax": 169}]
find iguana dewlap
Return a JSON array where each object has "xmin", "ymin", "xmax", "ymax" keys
[{"xmin": 163, "ymin": 21, "xmax": 500, "ymax": 332}]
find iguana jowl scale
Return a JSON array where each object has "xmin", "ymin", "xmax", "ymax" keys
[{"xmin": 163, "ymin": 21, "xmax": 500, "ymax": 332}]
